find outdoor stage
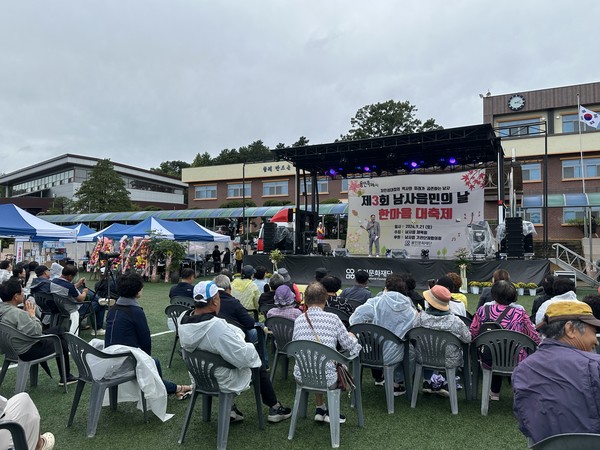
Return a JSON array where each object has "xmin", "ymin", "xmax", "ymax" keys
[{"xmin": 245, "ymin": 254, "xmax": 550, "ymax": 290}]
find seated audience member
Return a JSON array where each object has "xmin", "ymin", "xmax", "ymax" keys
[
  {"xmin": 168, "ymin": 268, "xmax": 195, "ymax": 299},
  {"xmin": 293, "ymin": 282, "xmax": 361, "ymax": 423},
  {"xmin": 0, "ymin": 279, "xmax": 76, "ymax": 386},
  {"xmin": 339, "ymin": 270, "xmax": 371, "ymax": 305},
  {"xmin": 231, "ymin": 265, "xmax": 260, "ymax": 314},
  {"xmin": 583, "ymin": 294, "xmax": 600, "ymax": 319},
  {"xmin": 476, "ymin": 269, "xmax": 510, "ymax": 310},
  {"xmin": 105, "ymin": 272, "xmax": 192, "ymax": 400},
  {"xmin": 24, "ymin": 261, "xmax": 39, "ymax": 295},
  {"xmin": 219, "ymin": 268, "xmax": 234, "ymax": 281},
  {"xmin": 49, "ymin": 263, "xmax": 63, "ymax": 280},
  {"xmin": 413, "ymin": 285, "xmax": 472, "ymax": 395},
  {"xmin": 0, "ymin": 392, "xmax": 55, "ymax": 450},
  {"xmin": 214, "ymin": 275, "xmax": 255, "ymax": 331},
  {"xmin": 435, "ymin": 276, "xmax": 467, "ymax": 317},
  {"xmin": 314, "ymin": 267, "xmax": 329, "ymax": 283},
  {"xmin": 513, "ymin": 302, "xmax": 600, "ymax": 445},
  {"xmin": 400, "ymin": 273, "xmax": 425, "ymax": 310},
  {"xmin": 535, "ymin": 278, "xmax": 580, "ymax": 325},
  {"xmin": 446, "ymin": 272, "xmax": 468, "ymax": 308},
  {"xmin": 321, "ymin": 275, "xmax": 352, "ymax": 315},
  {"xmin": 266, "ymin": 285, "xmax": 302, "ymax": 320},
  {"xmin": 11, "ymin": 263, "xmax": 27, "ymax": 288},
  {"xmin": 29, "ymin": 265, "xmax": 52, "ymax": 295},
  {"xmin": 50, "ymin": 264, "xmax": 104, "ymax": 335},
  {"xmin": 178, "ymin": 281, "xmax": 292, "ymax": 423},
  {"xmin": 350, "ymin": 274, "xmax": 417, "ymax": 394},
  {"xmin": 253, "ymin": 266, "xmax": 268, "ymax": 294},
  {"xmin": 530, "ymin": 275, "xmax": 554, "ymax": 319},
  {"xmin": 277, "ymin": 268, "xmax": 302, "ymax": 303},
  {"xmin": 470, "ymin": 280, "xmax": 540, "ymax": 401},
  {"xmin": 0, "ymin": 260, "xmax": 12, "ymax": 283},
  {"xmin": 259, "ymin": 273, "xmax": 285, "ymax": 308}
]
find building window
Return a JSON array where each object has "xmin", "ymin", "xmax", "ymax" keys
[
  {"xmin": 301, "ymin": 177, "xmax": 329, "ymax": 195},
  {"xmin": 562, "ymin": 158, "xmax": 600, "ymax": 179},
  {"xmin": 263, "ymin": 180, "xmax": 288, "ymax": 196},
  {"xmin": 561, "ymin": 113, "xmax": 598, "ymax": 134},
  {"xmin": 227, "ymin": 183, "xmax": 250, "ymax": 198},
  {"xmin": 524, "ymin": 208, "xmax": 542, "ymax": 224},
  {"xmin": 195, "ymin": 185, "xmax": 217, "ymax": 199},
  {"xmin": 521, "ymin": 163, "xmax": 541, "ymax": 182},
  {"xmin": 563, "ymin": 207, "xmax": 600, "ymax": 223},
  {"xmin": 341, "ymin": 178, "xmax": 348, "ymax": 192},
  {"xmin": 497, "ymin": 119, "xmax": 541, "ymax": 137}
]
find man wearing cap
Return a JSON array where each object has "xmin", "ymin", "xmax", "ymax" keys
[
  {"xmin": 513, "ymin": 302, "xmax": 600, "ymax": 444},
  {"xmin": 231, "ymin": 265, "xmax": 260, "ymax": 314},
  {"xmin": 178, "ymin": 280, "xmax": 292, "ymax": 423}
]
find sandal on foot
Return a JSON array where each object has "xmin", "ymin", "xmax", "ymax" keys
[{"xmin": 175, "ymin": 385, "xmax": 192, "ymax": 400}]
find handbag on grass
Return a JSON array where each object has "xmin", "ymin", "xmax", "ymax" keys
[{"xmin": 304, "ymin": 310, "xmax": 356, "ymax": 393}]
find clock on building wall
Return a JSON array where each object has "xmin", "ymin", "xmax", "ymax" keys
[{"xmin": 508, "ymin": 94, "xmax": 526, "ymax": 111}]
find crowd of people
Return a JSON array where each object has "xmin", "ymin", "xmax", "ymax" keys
[{"xmin": 2, "ymin": 256, "xmax": 600, "ymax": 448}]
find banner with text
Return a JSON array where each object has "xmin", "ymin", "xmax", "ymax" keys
[{"xmin": 345, "ymin": 170, "xmax": 486, "ymax": 257}]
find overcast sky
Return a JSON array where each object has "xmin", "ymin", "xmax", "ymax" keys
[{"xmin": 1, "ymin": 1, "xmax": 598, "ymax": 174}]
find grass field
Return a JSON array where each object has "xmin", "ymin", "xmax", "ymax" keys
[{"xmin": 2, "ymin": 277, "xmax": 595, "ymax": 450}]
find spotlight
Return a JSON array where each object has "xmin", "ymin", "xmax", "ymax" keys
[
  {"xmin": 449, "ymin": 157, "xmax": 457, "ymax": 165},
  {"xmin": 421, "ymin": 249, "xmax": 429, "ymax": 259},
  {"xmin": 327, "ymin": 168, "xmax": 337, "ymax": 177},
  {"xmin": 339, "ymin": 157, "xmax": 348, "ymax": 166},
  {"xmin": 363, "ymin": 166, "xmax": 371, "ymax": 172},
  {"xmin": 410, "ymin": 162, "xmax": 418, "ymax": 168},
  {"xmin": 387, "ymin": 152, "xmax": 396, "ymax": 160}
]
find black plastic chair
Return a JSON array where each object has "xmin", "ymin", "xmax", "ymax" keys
[
  {"xmin": 179, "ymin": 349, "xmax": 264, "ymax": 448},
  {"xmin": 0, "ymin": 322, "xmax": 67, "ymax": 394},
  {"xmin": 458, "ymin": 315, "xmax": 472, "ymax": 328},
  {"xmin": 264, "ymin": 317, "xmax": 295, "ymax": 382},
  {"xmin": 349, "ymin": 323, "xmax": 410, "ymax": 414},
  {"xmin": 164, "ymin": 304, "xmax": 190, "ymax": 368},
  {"xmin": 324, "ymin": 306, "xmax": 350, "ymax": 329},
  {"xmin": 407, "ymin": 327, "xmax": 472, "ymax": 415},
  {"xmin": 0, "ymin": 420, "xmax": 28, "ymax": 450},
  {"xmin": 32, "ymin": 292, "xmax": 60, "ymax": 328},
  {"xmin": 346, "ymin": 299, "xmax": 364, "ymax": 313},
  {"xmin": 64, "ymin": 333, "xmax": 147, "ymax": 437},
  {"xmin": 170, "ymin": 296, "xmax": 194, "ymax": 308},
  {"xmin": 529, "ymin": 433, "xmax": 600, "ymax": 449}
]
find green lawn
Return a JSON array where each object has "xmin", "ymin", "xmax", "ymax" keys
[{"xmin": 3, "ymin": 278, "xmax": 593, "ymax": 449}]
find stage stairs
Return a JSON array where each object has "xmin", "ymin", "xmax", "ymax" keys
[{"xmin": 549, "ymin": 243, "xmax": 600, "ymax": 288}]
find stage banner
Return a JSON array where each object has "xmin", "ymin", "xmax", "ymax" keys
[{"xmin": 345, "ymin": 169, "xmax": 486, "ymax": 257}]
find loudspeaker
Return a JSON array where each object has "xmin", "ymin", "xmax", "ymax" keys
[
  {"xmin": 334, "ymin": 248, "xmax": 349, "ymax": 257},
  {"xmin": 262, "ymin": 223, "xmax": 277, "ymax": 252}
]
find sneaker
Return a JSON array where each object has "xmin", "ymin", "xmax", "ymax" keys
[
  {"xmin": 268, "ymin": 404, "xmax": 292, "ymax": 423},
  {"xmin": 422, "ymin": 381, "xmax": 433, "ymax": 394},
  {"xmin": 314, "ymin": 407, "xmax": 328, "ymax": 422},
  {"xmin": 230, "ymin": 404, "xmax": 244, "ymax": 423},
  {"xmin": 393, "ymin": 384, "xmax": 406, "ymax": 397},
  {"xmin": 91, "ymin": 328, "xmax": 105, "ymax": 336},
  {"xmin": 374, "ymin": 379, "xmax": 385, "ymax": 387},
  {"xmin": 40, "ymin": 432, "xmax": 55, "ymax": 450},
  {"xmin": 489, "ymin": 391, "xmax": 500, "ymax": 401},
  {"xmin": 324, "ymin": 413, "xmax": 346, "ymax": 424},
  {"xmin": 58, "ymin": 375, "xmax": 78, "ymax": 386}
]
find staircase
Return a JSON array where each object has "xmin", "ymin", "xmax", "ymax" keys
[{"xmin": 550, "ymin": 243, "xmax": 600, "ymax": 288}]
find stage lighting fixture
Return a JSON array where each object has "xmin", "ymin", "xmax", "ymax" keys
[
  {"xmin": 327, "ymin": 168, "xmax": 337, "ymax": 177},
  {"xmin": 363, "ymin": 166, "xmax": 371, "ymax": 172},
  {"xmin": 387, "ymin": 152, "xmax": 396, "ymax": 160},
  {"xmin": 449, "ymin": 157, "xmax": 457, "ymax": 165},
  {"xmin": 421, "ymin": 249, "xmax": 429, "ymax": 259},
  {"xmin": 339, "ymin": 157, "xmax": 348, "ymax": 166},
  {"xmin": 410, "ymin": 162, "xmax": 418, "ymax": 168}
]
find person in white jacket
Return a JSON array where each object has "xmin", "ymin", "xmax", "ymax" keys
[
  {"xmin": 349, "ymin": 274, "xmax": 417, "ymax": 395},
  {"xmin": 178, "ymin": 280, "xmax": 292, "ymax": 424}
]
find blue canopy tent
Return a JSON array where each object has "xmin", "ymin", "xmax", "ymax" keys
[
  {"xmin": 66, "ymin": 223, "xmax": 95, "ymax": 236},
  {"xmin": 77, "ymin": 223, "xmax": 132, "ymax": 242},
  {"xmin": 113, "ymin": 217, "xmax": 231, "ymax": 242},
  {"xmin": 0, "ymin": 204, "xmax": 76, "ymax": 241}
]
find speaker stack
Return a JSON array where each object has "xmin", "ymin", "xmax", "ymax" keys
[
  {"xmin": 504, "ymin": 217, "xmax": 524, "ymax": 259},
  {"xmin": 262, "ymin": 222, "xmax": 277, "ymax": 253}
]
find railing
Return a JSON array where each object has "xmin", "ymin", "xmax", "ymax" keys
[{"xmin": 552, "ymin": 243, "xmax": 599, "ymax": 285}]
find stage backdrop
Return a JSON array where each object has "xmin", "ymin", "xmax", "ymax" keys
[{"xmin": 345, "ymin": 169, "xmax": 486, "ymax": 257}]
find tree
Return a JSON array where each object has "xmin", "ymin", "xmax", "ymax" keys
[
  {"xmin": 219, "ymin": 200, "xmax": 256, "ymax": 208},
  {"xmin": 46, "ymin": 196, "xmax": 73, "ymax": 215},
  {"xmin": 340, "ymin": 100, "xmax": 442, "ymax": 140},
  {"xmin": 292, "ymin": 136, "xmax": 310, "ymax": 147},
  {"xmin": 150, "ymin": 160, "xmax": 190, "ymax": 177},
  {"xmin": 191, "ymin": 152, "xmax": 212, "ymax": 167},
  {"xmin": 73, "ymin": 159, "xmax": 132, "ymax": 213}
]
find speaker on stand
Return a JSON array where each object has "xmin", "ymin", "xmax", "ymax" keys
[{"xmin": 504, "ymin": 217, "xmax": 524, "ymax": 259}]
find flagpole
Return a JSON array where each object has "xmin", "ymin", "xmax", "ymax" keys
[
  {"xmin": 578, "ymin": 93, "xmax": 594, "ymax": 266},
  {"xmin": 578, "ymin": 93, "xmax": 586, "ymax": 195}
]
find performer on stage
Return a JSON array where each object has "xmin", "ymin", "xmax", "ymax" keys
[
  {"xmin": 366, "ymin": 214, "xmax": 380, "ymax": 257},
  {"xmin": 316, "ymin": 222, "xmax": 325, "ymax": 243}
]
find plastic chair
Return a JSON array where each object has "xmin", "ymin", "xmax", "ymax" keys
[
  {"xmin": 407, "ymin": 327, "xmax": 472, "ymax": 415},
  {"xmin": 529, "ymin": 433, "xmax": 600, "ymax": 449},
  {"xmin": 164, "ymin": 304, "xmax": 190, "ymax": 368},
  {"xmin": 0, "ymin": 322, "xmax": 68, "ymax": 394},
  {"xmin": 471, "ymin": 329, "xmax": 537, "ymax": 416},
  {"xmin": 64, "ymin": 333, "xmax": 147, "ymax": 437},
  {"xmin": 324, "ymin": 307, "xmax": 350, "ymax": 329},
  {"xmin": 264, "ymin": 317, "xmax": 295, "ymax": 382},
  {"xmin": 349, "ymin": 323, "xmax": 409, "ymax": 414},
  {"xmin": 259, "ymin": 304, "xmax": 275, "ymax": 315},
  {"xmin": 178, "ymin": 349, "xmax": 264, "ymax": 448},
  {"xmin": 458, "ymin": 315, "xmax": 472, "ymax": 328},
  {"xmin": 170, "ymin": 296, "xmax": 195, "ymax": 308},
  {"xmin": 285, "ymin": 340, "xmax": 363, "ymax": 449},
  {"xmin": 0, "ymin": 420, "xmax": 29, "ymax": 450},
  {"xmin": 51, "ymin": 293, "xmax": 88, "ymax": 333},
  {"xmin": 346, "ymin": 299, "xmax": 363, "ymax": 313},
  {"xmin": 32, "ymin": 292, "xmax": 60, "ymax": 328}
]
